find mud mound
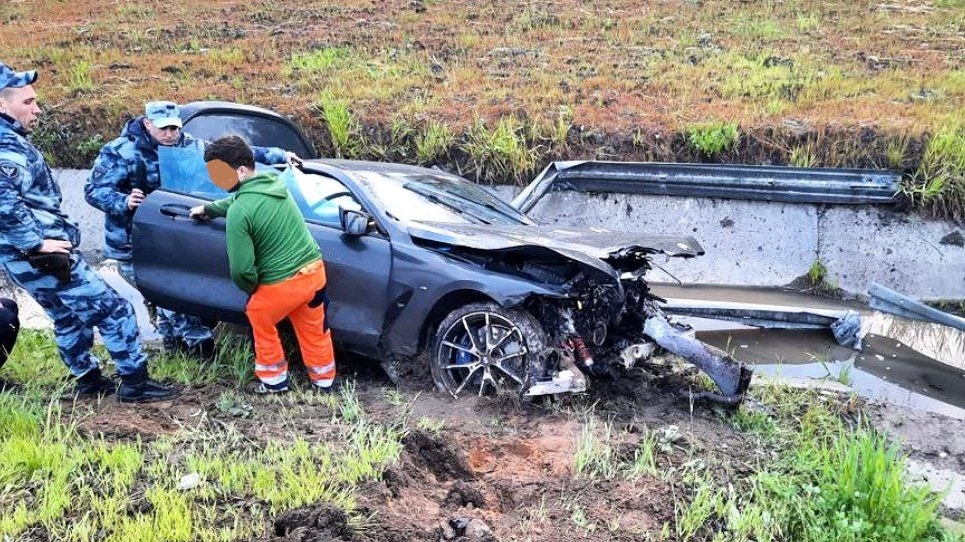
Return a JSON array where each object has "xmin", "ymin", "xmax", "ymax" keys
[
  {"xmin": 271, "ymin": 504, "xmax": 349, "ymax": 542},
  {"xmin": 402, "ymin": 429, "xmax": 474, "ymax": 482}
]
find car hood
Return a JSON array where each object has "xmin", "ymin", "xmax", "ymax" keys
[{"xmin": 408, "ymin": 221, "xmax": 703, "ymax": 277}]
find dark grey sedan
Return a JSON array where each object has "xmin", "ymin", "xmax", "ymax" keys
[{"xmin": 133, "ymin": 102, "xmax": 746, "ymax": 400}]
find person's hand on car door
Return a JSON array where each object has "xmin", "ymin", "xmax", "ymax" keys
[
  {"xmin": 285, "ymin": 152, "xmax": 303, "ymax": 166},
  {"xmin": 189, "ymin": 205, "xmax": 210, "ymax": 221}
]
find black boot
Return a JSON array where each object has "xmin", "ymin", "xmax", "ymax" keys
[
  {"xmin": 118, "ymin": 368, "xmax": 180, "ymax": 403},
  {"xmin": 182, "ymin": 337, "xmax": 216, "ymax": 362},
  {"xmin": 75, "ymin": 367, "xmax": 117, "ymax": 396}
]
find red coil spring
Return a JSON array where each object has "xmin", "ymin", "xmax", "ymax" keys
[{"xmin": 570, "ymin": 336, "xmax": 594, "ymax": 365}]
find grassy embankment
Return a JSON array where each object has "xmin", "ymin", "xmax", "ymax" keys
[
  {"xmin": 0, "ymin": 329, "xmax": 963, "ymax": 541},
  {"xmin": 1, "ymin": 0, "xmax": 963, "ymax": 217}
]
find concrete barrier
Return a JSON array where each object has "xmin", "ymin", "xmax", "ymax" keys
[{"xmin": 520, "ymin": 190, "xmax": 965, "ymax": 300}]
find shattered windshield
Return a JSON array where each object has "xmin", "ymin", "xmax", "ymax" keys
[{"xmin": 355, "ymin": 169, "xmax": 531, "ymax": 226}]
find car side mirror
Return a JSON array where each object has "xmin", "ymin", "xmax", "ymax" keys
[{"xmin": 339, "ymin": 207, "xmax": 370, "ymax": 236}]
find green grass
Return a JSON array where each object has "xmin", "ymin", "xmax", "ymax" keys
[
  {"xmin": 573, "ymin": 415, "xmax": 619, "ymax": 481},
  {"xmin": 314, "ymin": 93, "xmax": 360, "ymax": 158},
  {"xmin": 906, "ymin": 121, "xmax": 965, "ymax": 220},
  {"xmin": 671, "ymin": 386, "xmax": 957, "ymax": 542},
  {"xmin": 463, "ymin": 117, "xmax": 539, "ymax": 184},
  {"xmin": 414, "ymin": 119, "xmax": 454, "ymax": 164},
  {"xmin": 151, "ymin": 334, "xmax": 253, "ymax": 389},
  {"xmin": 288, "ymin": 47, "xmax": 353, "ymax": 74},
  {"xmin": 686, "ymin": 121, "xmax": 740, "ymax": 158},
  {"xmin": 66, "ymin": 59, "xmax": 95, "ymax": 95},
  {"xmin": 0, "ymin": 331, "xmax": 405, "ymax": 541}
]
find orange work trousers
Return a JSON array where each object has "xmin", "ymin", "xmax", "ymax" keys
[{"xmin": 245, "ymin": 260, "xmax": 336, "ymax": 387}]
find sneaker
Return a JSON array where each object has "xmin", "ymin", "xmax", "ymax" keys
[
  {"xmin": 75, "ymin": 368, "xmax": 117, "ymax": 397},
  {"xmin": 252, "ymin": 379, "xmax": 289, "ymax": 395},
  {"xmin": 118, "ymin": 377, "xmax": 180, "ymax": 403},
  {"xmin": 312, "ymin": 379, "xmax": 341, "ymax": 394}
]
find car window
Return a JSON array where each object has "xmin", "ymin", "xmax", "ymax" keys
[
  {"xmin": 354, "ymin": 170, "xmax": 530, "ymax": 226},
  {"xmin": 183, "ymin": 113, "xmax": 312, "ymax": 158},
  {"xmin": 287, "ymin": 169, "xmax": 361, "ymax": 227},
  {"xmin": 157, "ymin": 145, "xmax": 273, "ymax": 200}
]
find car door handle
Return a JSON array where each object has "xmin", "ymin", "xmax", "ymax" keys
[{"xmin": 160, "ymin": 204, "xmax": 192, "ymax": 218}]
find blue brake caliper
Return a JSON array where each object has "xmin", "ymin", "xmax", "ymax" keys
[{"xmin": 455, "ymin": 334, "xmax": 473, "ymax": 365}]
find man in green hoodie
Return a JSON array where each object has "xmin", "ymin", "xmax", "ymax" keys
[{"xmin": 190, "ymin": 135, "xmax": 336, "ymax": 393}]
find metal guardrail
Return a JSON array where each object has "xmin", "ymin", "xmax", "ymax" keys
[
  {"xmin": 512, "ymin": 161, "xmax": 902, "ymax": 213},
  {"xmin": 869, "ymin": 283, "xmax": 965, "ymax": 332}
]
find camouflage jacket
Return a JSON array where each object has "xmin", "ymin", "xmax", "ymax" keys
[
  {"xmin": 84, "ymin": 117, "xmax": 290, "ymax": 260},
  {"xmin": 0, "ymin": 114, "xmax": 80, "ymax": 263}
]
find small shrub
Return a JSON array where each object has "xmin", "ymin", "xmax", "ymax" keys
[{"xmin": 75, "ymin": 134, "xmax": 105, "ymax": 159}]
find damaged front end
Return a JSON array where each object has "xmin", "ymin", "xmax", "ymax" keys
[
  {"xmin": 411, "ymin": 222, "xmax": 752, "ymax": 405},
  {"xmin": 522, "ymin": 244, "xmax": 753, "ymax": 404}
]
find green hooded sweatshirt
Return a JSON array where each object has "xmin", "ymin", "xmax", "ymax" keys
[{"xmin": 204, "ymin": 171, "xmax": 320, "ymax": 294}]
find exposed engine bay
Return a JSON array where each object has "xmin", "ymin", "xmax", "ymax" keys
[{"xmin": 415, "ymin": 231, "xmax": 753, "ymax": 404}]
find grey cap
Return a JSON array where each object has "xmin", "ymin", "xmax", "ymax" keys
[{"xmin": 145, "ymin": 101, "xmax": 183, "ymax": 128}]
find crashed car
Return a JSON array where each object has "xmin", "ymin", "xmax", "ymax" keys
[{"xmin": 133, "ymin": 101, "xmax": 752, "ymax": 402}]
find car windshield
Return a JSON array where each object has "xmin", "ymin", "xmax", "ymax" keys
[{"xmin": 355, "ymin": 169, "xmax": 530, "ymax": 226}]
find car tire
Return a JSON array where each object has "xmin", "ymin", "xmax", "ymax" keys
[{"xmin": 430, "ymin": 301, "xmax": 547, "ymax": 397}]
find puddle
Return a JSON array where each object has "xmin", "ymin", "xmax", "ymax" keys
[
  {"xmin": 664, "ymin": 283, "xmax": 965, "ymax": 419},
  {"xmin": 696, "ymin": 326, "xmax": 965, "ymax": 418}
]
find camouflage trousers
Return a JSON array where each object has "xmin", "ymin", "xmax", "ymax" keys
[
  {"xmin": 2, "ymin": 255, "xmax": 147, "ymax": 377},
  {"xmin": 118, "ymin": 262, "xmax": 213, "ymax": 348}
]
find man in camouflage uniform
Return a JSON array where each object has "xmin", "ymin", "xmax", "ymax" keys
[
  {"xmin": 85, "ymin": 100, "xmax": 301, "ymax": 360},
  {"xmin": 0, "ymin": 61, "xmax": 177, "ymax": 402}
]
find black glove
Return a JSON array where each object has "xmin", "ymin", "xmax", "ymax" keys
[
  {"xmin": 27, "ymin": 252, "xmax": 72, "ymax": 283},
  {"xmin": 308, "ymin": 287, "xmax": 330, "ymax": 332},
  {"xmin": 308, "ymin": 287, "xmax": 328, "ymax": 309}
]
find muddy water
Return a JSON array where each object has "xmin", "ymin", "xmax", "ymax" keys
[{"xmin": 653, "ymin": 284, "xmax": 965, "ymax": 419}]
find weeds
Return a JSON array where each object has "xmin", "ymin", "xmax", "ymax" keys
[
  {"xmin": 414, "ymin": 119, "xmax": 454, "ymax": 164},
  {"xmin": 463, "ymin": 117, "xmax": 539, "ymax": 184},
  {"xmin": 66, "ymin": 60, "xmax": 95, "ymax": 95},
  {"xmin": 573, "ymin": 416, "xmax": 618, "ymax": 481},
  {"xmin": 0, "ymin": 339, "xmax": 403, "ymax": 541},
  {"xmin": 627, "ymin": 429, "xmax": 659, "ymax": 478},
  {"xmin": 315, "ymin": 93, "xmax": 360, "ymax": 158},
  {"xmin": 670, "ymin": 388, "xmax": 954, "ymax": 541},
  {"xmin": 790, "ymin": 144, "xmax": 818, "ymax": 167},
  {"xmin": 686, "ymin": 121, "xmax": 739, "ymax": 158},
  {"xmin": 885, "ymin": 134, "xmax": 911, "ymax": 169},
  {"xmin": 906, "ymin": 121, "xmax": 965, "ymax": 220}
]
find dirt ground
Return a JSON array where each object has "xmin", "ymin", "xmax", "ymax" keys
[{"xmin": 63, "ymin": 358, "xmax": 965, "ymax": 542}]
